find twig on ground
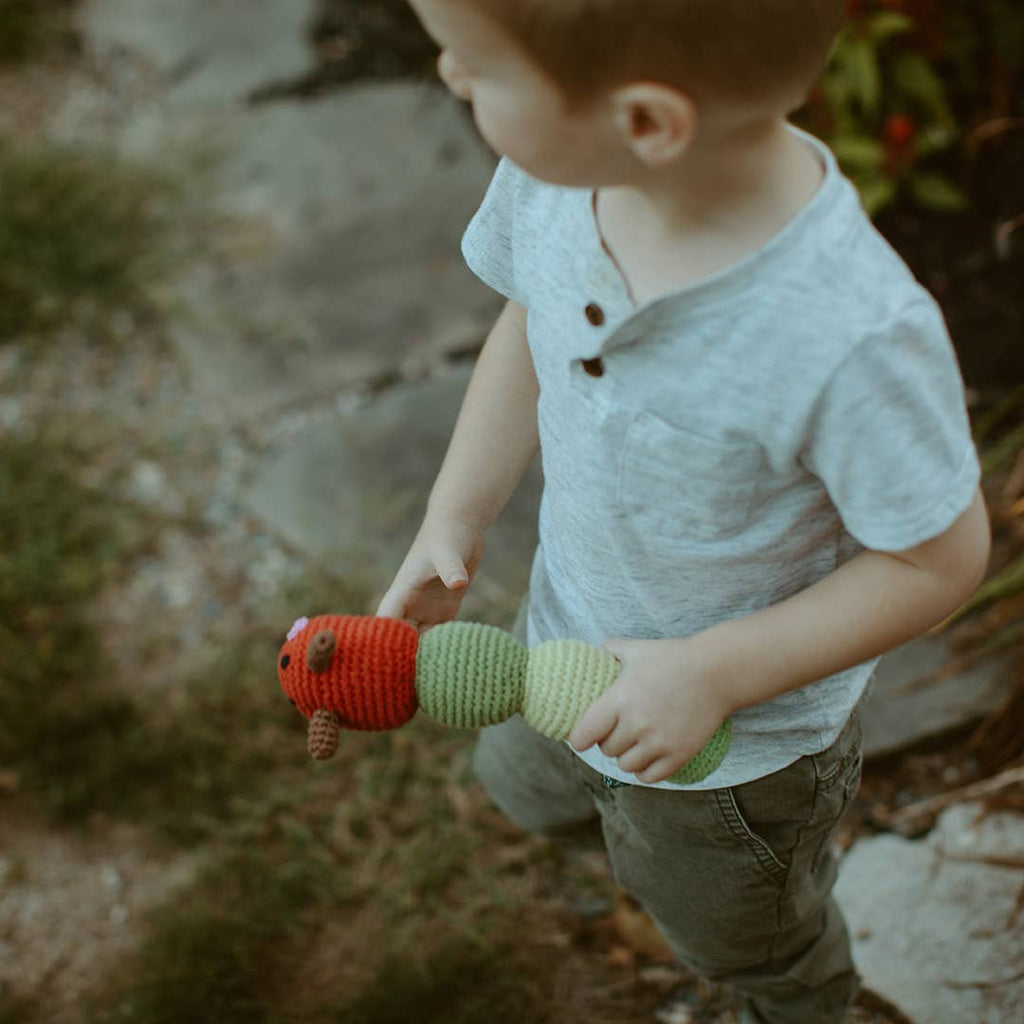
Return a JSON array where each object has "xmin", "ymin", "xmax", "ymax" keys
[{"xmin": 879, "ymin": 764, "xmax": 1024, "ymax": 827}]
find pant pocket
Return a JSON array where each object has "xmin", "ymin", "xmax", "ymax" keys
[{"xmin": 714, "ymin": 787, "xmax": 790, "ymax": 888}]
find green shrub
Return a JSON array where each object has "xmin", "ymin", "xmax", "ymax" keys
[{"xmin": 804, "ymin": 0, "xmax": 1024, "ymax": 217}]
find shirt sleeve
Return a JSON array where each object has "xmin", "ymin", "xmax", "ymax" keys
[
  {"xmin": 460, "ymin": 156, "xmax": 525, "ymax": 305},
  {"xmin": 802, "ymin": 297, "xmax": 980, "ymax": 551}
]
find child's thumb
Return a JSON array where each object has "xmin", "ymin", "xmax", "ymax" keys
[{"xmin": 439, "ymin": 560, "xmax": 469, "ymax": 590}]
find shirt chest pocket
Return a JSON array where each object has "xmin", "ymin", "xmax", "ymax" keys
[{"xmin": 617, "ymin": 412, "xmax": 763, "ymax": 542}]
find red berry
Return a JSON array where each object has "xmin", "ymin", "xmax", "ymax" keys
[{"xmin": 884, "ymin": 114, "xmax": 916, "ymax": 149}]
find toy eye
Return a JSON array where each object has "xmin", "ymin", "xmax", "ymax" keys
[
  {"xmin": 280, "ymin": 654, "xmax": 291, "ymax": 669},
  {"xmin": 288, "ymin": 699, "xmax": 297, "ymax": 707}
]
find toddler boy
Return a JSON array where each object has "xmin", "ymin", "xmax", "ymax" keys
[{"xmin": 377, "ymin": 1, "xmax": 991, "ymax": 1020}]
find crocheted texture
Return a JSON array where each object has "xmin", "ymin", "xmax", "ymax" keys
[
  {"xmin": 277, "ymin": 615, "xmax": 419, "ymax": 731},
  {"xmin": 416, "ymin": 621, "xmax": 528, "ymax": 728},
  {"xmin": 665, "ymin": 718, "xmax": 732, "ymax": 785},
  {"xmin": 522, "ymin": 639, "xmax": 731, "ymax": 784},
  {"xmin": 522, "ymin": 640, "xmax": 621, "ymax": 740},
  {"xmin": 306, "ymin": 628, "xmax": 336, "ymax": 673},
  {"xmin": 308, "ymin": 709, "xmax": 342, "ymax": 760},
  {"xmin": 277, "ymin": 613, "xmax": 733, "ymax": 782}
]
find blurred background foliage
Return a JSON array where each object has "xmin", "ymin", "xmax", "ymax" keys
[
  {"xmin": 809, "ymin": 0, "xmax": 1023, "ymax": 219},
  {"xmin": 803, "ymin": 0, "xmax": 1023, "ymax": 387}
]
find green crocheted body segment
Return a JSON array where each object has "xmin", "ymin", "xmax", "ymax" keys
[
  {"xmin": 522, "ymin": 640, "xmax": 620, "ymax": 740},
  {"xmin": 416, "ymin": 621, "xmax": 528, "ymax": 728},
  {"xmin": 665, "ymin": 718, "xmax": 731, "ymax": 785},
  {"xmin": 416, "ymin": 628, "xmax": 732, "ymax": 785},
  {"xmin": 521, "ymin": 639, "xmax": 731, "ymax": 785}
]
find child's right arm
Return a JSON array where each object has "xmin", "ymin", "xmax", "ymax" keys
[{"xmin": 376, "ymin": 299, "xmax": 539, "ymax": 632}]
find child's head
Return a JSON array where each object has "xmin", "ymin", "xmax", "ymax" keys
[{"xmin": 410, "ymin": 0, "xmax": 844, "ymax": 185}]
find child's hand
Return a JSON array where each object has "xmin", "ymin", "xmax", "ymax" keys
[
  {"xmin": 568, "ymin": 636, "xmax": 732, "ymax": 784},
  {"xmin": 375, "ymin": 515, "xmax": 485, "ymax": 635}
]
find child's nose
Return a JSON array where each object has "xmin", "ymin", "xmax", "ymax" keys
[{"xmin": 437, "ymin": 50, "xmax": 472, "ymax": 101}]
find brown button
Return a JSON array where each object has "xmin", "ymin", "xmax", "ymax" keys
[
  {"xmin": 584, "ymin": 303, "xmax": 605, "ymax": 326},
  {"xmin": 581, "ymin": 357, "xmax": 605, "ymax": 378}
]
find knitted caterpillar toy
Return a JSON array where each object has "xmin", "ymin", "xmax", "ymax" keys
[{"xmin": 277, "ymin": 615, "xmax": 731, "ymax": 785}]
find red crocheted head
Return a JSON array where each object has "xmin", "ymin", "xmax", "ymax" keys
[{"xmin": 277, "ymin": 615, "xmax": 420, "ymax": 748}]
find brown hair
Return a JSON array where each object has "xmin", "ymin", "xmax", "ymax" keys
[{"xmin": 460, "ymin": 0, "xmax": 845, "ymax": 109}]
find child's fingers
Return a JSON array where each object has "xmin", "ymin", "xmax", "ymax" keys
[
  {"xmin": 596, "ymin": 720, "xmax": 641, "ymax": 759},
  {"xmin": 636, "ymin": 756, "xmax": 681, "ymax": 785},
  {"xmin": 616, "ymin": 742, "xmax": 663, "ymax": 776},
  {"xmin": 568, "ymin": 699, "xmax": 619, "ymax": 752},
  {"xmin": 434, "ymin": 555, "xmax": 470, "ymax": 590},
  {"xmin": 374, "ymin": 584, "xmax": 409, "ymax": 620}
]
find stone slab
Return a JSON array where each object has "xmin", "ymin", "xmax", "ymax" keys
[
  {"xmin": 863, "ymin": 638, "xmax": 1016, "ymax": 758},
  {"xmin": 166, "ymin": 85, "xmax": 501, "ymax": 421},
  {"xmin": 835, "ymin": 802, "xmax": 1024, "ymax": 1023},
  {"xmin": 83, "ymin": 0, "xmax": 316, "ymax": 105},
  {"xmin": 243, "ymin": 367, "xmax": 542, "ymax": 618}
]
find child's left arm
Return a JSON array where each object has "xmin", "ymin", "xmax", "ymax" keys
[{"xmin": 568, "ymin": 487, "xmax": 990, "ymax": 784}]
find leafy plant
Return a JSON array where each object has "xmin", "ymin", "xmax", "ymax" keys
[{"xmin": 804, "ymin": 0, "xmax": 1024, "ymax": 218}]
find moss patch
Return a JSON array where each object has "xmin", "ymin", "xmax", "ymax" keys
[{"xmin": 0, "ymin": 142, "xmax": 177, "ymax": 343}]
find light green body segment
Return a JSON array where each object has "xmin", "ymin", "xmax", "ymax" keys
[
  {"xmin": 415, "ymin": 623, "xmax": 731, "ymax": 785},
  {"xmin": 521, "ymin": 640, "xmax": 620, "ymax": 740}
]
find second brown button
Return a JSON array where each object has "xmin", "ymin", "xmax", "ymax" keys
[
  {"xmin": 584, "ymin": 303, "xmax": 605, "ymax": 326},
  {"xmin": 581, "ymin": 357, "xmax": 605, "ymax": 377}
]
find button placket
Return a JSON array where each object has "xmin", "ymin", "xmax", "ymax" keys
[{"xmin": 581, "ymin": 301, "xmax": 607, "ymax": 377}]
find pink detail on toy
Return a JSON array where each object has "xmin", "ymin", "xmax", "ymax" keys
[{"xmin": 287, "ymin": 616, "xmax": 310, "ymax": 641}]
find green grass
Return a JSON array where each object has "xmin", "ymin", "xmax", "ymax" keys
[
  {"xmin": 0, "ymin": 430, "xmax": 127, "ymax": 810},
  {"xmin": 92, "ymin": 833, "xmax": 550, "ymax": 1024},
  {"xmin": 335, "ymin": 938, "xmax": 550, "ymax": 1024},
  {"xmin": 0, "ymin": 429, "xmax": 320, "ymax": 836},
  {"xmin": 0, "ymin": 141, "xmax": 177, "ymax": 343},
  {"xmin": 94, "ymin": 846, "xmax": 339, "ymax": 1024}
]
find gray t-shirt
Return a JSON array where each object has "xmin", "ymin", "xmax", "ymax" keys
[{"xmin": 461, "ymin": 126, "xmax": 980, "ymax": 789}]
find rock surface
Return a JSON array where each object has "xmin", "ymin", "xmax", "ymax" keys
[
  {"xmin": 84, "ymin": 0, "xmax": 315, "ymax": 106},
  {"xmin": 835, "ymin": 802, "xmax": 1024, "ymax": 1023},
  {"xmin": 165, "ymin": 86, "xmax": 501, "ymax": 422},
  {"xmin": 862, "ymin": 640, "xmax": 1016, "ymax": 757},
  {"xmin": 243, "ymin": 366, "xmax": 541, "ymax": 617}
]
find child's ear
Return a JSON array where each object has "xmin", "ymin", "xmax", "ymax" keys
[{"xmin": 610, "ymin": 82, "xmax": 697, "ymax": 168}]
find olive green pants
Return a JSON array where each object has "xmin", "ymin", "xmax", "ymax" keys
[{"xmin": 472, "ymin": 600, "xmax": 863, "ymax": 1024}]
